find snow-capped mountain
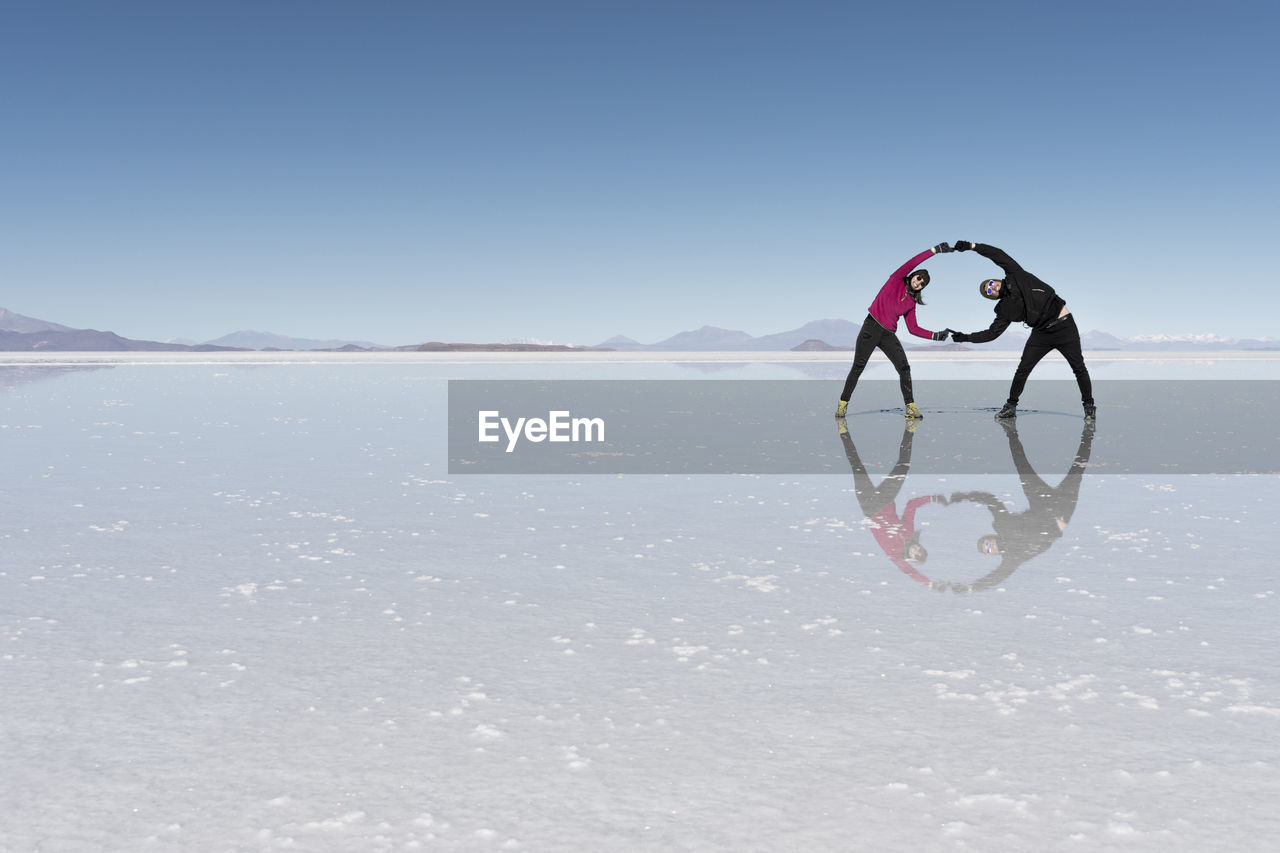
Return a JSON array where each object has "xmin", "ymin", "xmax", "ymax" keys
[{"xmin": 598, "ymin": 324, "xmax": 1277, "ymax": 352}]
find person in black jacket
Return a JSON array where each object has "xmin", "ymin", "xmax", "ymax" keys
[{"xmin": 949, "ymin": 242, "xmax": 1096, "ymax": 420}]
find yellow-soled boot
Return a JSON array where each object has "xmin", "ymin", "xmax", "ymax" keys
[
  {"xmin": 905, "ymin": 402, "xmax": 924, "ymax": 420},
  {"xmin": 835, "ymin": 400, "xmax": 848, "ymax": 419}
]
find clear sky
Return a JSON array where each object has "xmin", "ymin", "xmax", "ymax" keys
[{"xmin": 3, "ymin": 0, "xmax": 1277, "ymax": 346}]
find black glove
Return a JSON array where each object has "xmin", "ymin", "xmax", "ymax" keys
[
  {"xmin": 954, "ymin": 240, "xmax": 974, "ymax": 252},
  {"xmin": 951, "ymin": 331, "xmax": 970, "ymax": 343},
  {"xmin": 933, "ymin": 242, "xmax": 953, "ymax": 253},
  {"xmin": 931, "ymin": 329, "xmax": 950, "ymax": 341}
]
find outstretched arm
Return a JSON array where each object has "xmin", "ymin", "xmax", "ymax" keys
[
  {"xmin": 900, "ymin": 494, "xmax": 933, "ymax": 530},
  {"xmin": 902, "ymin": 305, "xmax": 937, "ymax": 340},
  {"xmin": 952, "ymin": 317, "xmax": 1010, "ymax": 344},
  {"xmin": 948, "ymin": 490, "xmax": 1008, "ymax": 520}
]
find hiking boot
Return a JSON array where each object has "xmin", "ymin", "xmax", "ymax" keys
[
  {"xmin": 995, "ymin": 402, "xmax": 1017, "ymax": 419},
  {"xmin": 1084, "ymin": 404, "xmax": 1097, "ymax": 421},
  {"xmin": 835, "ymin": 399, "xmax": 848, "ymax": 418},
  {"xmin": 905, "ymin": 402, "xmax": 924, "ymax": 420}
]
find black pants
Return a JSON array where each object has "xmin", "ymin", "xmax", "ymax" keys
[
  {"xmin": 1007, "ymin": 314, "xmax": 1094, "ymax": 406},
  {"xmin": 842, "ymin": 427, "xmax": 914, "ymax": 520},
  {"xmin": 840, "ymin": 314, "xmax": 913, "ymax": 404}
]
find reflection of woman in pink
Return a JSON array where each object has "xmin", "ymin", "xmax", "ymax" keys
[{"xmin": 839, "ymin": 422, "xmax": 937, "ymax": 585}]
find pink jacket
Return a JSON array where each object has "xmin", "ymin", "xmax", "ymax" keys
[
  {"xmin": 871, "ymin": 495, "xmax": 932, "ymax": 585},
  {"xmin": 866, "ymin": 248, "xmax": 936, "ymax": 339}
]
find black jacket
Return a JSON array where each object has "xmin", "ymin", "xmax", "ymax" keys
[
  {"xmin": 948, "ymin": 423, "xmax": 1093, "ymax": 590},
  {"xmin": 965, "ymin": 244, "xmax": 1067, "ymax": 344}
]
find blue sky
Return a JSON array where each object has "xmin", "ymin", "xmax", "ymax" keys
[{"xmin": 3, "ymin": 0, "xmax": 1277, "ymax": 345}]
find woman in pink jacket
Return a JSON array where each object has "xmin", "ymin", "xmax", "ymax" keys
[{"xmin": 836, "ymin": 243, "xmax": 953, "ymax": 420}]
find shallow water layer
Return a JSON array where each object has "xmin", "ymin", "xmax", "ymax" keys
[{"xmin": 2, "ymin": 357, "xmax": 1278, "ymax": 852}]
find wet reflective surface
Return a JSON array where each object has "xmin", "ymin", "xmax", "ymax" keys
[
  {"xmin": 840, "ymin": 418, "xmax": 1095, "ymax": 592},
  {"xmin": 3, "ymin": 358, "xmax": 1278, "ymax": 851}
]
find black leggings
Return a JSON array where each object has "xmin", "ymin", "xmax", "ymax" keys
[
  {"xmin": 842, "ymin": 428, "xmax": 914, "ymax": 520},
  {"xmin": 840, "ymin": 315, "xmax": 914, "ymax": 404},
  {"xmin": 1007, "ymin": 314, "xmax": 1094, "ymax": 406}
]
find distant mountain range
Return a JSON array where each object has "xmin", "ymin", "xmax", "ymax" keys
[
  {"xmin": 600, "ymin": 320, "xmax": 1280, "ymax": 352},
  {"xmin": 0, "ymin": 309, "xmax": 608, "ymax": 352},
  {"xmin": 1, "ymin": 307, "xmax": 1275, "ymax": 352},
  {"xmin": 598, "ymin": 319, "xmax": 988, "ymax": 351},
  {"xmin": 202, "ymin": 330, "xmax": 393, "ymax": 351},
  {"xmin": 0, "ymin": 308, "xmax": 246, "ymax": 352}
]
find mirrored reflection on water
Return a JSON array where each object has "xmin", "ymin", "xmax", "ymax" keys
[
  {"xmin": 1, "ymin": 361, "xmax": 1273, "ymax": 604},
  {"xmin": 841, "ymin": 419, "xmax": 1094, "ymax": 593},
  {"xmin": 0, "ymin": 364, "xmax": 112, "ymax": 392}
]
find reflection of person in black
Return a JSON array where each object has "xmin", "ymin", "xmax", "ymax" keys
[
  {"xmin": 839, "ymin": 421, "xmax": 939, "ymax": 586},
  {"xmin": 947, "ymin": 420, "xmax": 1095, "ymax": 592}
]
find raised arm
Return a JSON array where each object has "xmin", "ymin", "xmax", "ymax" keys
[
  {"xmin": 887, "ymin": 243, "xmax": 952, "ymax": 284},
  {"xmin": 956, "ymin": 241, "xmax": 1023, "ymax": 278}
]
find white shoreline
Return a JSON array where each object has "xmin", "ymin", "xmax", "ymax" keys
[{"xmin": 1, "ymin": 349, "xmax": 1277, "ymax": 366}]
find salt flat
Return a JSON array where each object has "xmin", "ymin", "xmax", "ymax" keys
[{"xmin": 2, "ymin": 357, "xmax": 1277, "ymax": 851}]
